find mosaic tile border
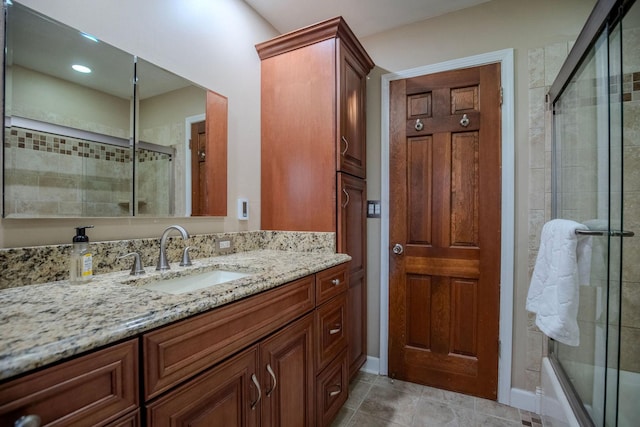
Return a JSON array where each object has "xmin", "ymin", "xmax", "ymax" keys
[{"xmin": 5, "ymin": 127, "xmax": 173, "ymax": 163}]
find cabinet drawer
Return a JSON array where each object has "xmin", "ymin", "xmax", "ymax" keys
[
  {"xmin": 315, "ymin": 349, "xmax": 348, "ymax": 427},
  {"xmin": 0, "ymin": 339, "xmax": 138, "ymax": 427},
  {"xmin": 315, "ymin": 263, "xmax": 349, "ymax": 305},
  {"xmin": 143, "ymin": 275, "xmax": 315, "ymax": 400},
  {"xmin": 315, "ymin": 293, "xmax": 348, "ymax": 372}
]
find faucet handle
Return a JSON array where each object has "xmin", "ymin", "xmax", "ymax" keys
[
  {"xmin": 118, "ymin": 252, "xmax": 146, "ymax": 276},
  {"xmin": 180, "ymin": 246, "xmax": 194, "ymax": 267}
]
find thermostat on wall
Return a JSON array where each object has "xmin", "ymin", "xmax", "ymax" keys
[{"xmin": 238, "ymin": 198, "xmax": 249, "ymax": 220}]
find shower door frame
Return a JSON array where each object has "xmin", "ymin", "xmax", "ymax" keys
[{"xmin": 548, "ymin": 0, "xmax": 636, "ymax": 425}]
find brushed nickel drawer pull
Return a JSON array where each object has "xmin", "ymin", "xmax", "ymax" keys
[
  {"xmin": 331, "ymin": 278, "xmax": 340, "ymax": 285},
  {"xmin": 250, "ymin": 374, "xmax": 261, "ymax": 410},
  {"xmin": 329, "ymin": 325, "xmax": 342, "ymax": 335},
  {"xmin": 14, "ymin": 415, "xmax": 41, "ymax": 427},
  {"xmin": 265, "ymin": 363, "xmax": 277, "ymax": 397},
  {"xmin": 329, "ymin": 386, "xmax": 342, "ymax": 397}
]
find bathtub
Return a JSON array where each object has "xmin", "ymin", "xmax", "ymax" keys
[{"xmin": 541, "ymin": 357, "xmax": 640, "ymax": 426}]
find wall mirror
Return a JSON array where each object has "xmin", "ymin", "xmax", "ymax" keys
[{"xmin": 2, "ymin": 1, "xmax": 227, "ymax": 218}]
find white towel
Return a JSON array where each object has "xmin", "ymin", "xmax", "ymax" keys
[{"xmin": 526, "ymin": 219, "xmax": 592, "ymax": 346}]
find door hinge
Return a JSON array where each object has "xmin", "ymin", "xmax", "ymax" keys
[{"xmin": 499, "ymin": 87, "xmax": 503, "ymax": 106}]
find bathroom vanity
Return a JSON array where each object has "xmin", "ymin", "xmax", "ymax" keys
[{"xmin": 0, "ymin": 248, "xmax": 350, "ymax": 426}]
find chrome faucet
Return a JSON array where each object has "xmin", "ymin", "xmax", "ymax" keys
[{"xmin": 157, "ymin": 225, "xmax": 190, "ymax": 271}]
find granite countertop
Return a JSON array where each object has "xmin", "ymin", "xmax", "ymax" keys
[{"xmin": 0, "ymin": 249, "xmax": 350, "ymax": 382}]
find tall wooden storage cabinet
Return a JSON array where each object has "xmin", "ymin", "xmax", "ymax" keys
[{"xmin": 256, "ymin": 17, "xmax": 374, "ymax": 380}]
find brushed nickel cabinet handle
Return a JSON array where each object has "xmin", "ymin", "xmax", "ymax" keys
[
  {"xmin": 329, "ymin": 386, "xmax": 342, "ymax": 397},
  {"xmin": 329, "ymin": 325, "xmax": 342, "ymax": 335},
  {"xmin": 331, "ymin": 278, "xmax": 340, "ymax": 285},
  {"xmin": 341, "ymin": 136, "xmax": 349, "ymax": 156},
  {"xmin": 14, "ymin": 415, "xmax": 41, "ymax": 427},
  {"xmin": 250, "ymin": 374, "xmax": 261, "ymax": 410},
  {"xmin": 265, "ymin": 363, "xmax": 277, "ymax": 397},
  {"xmin": 342, "ymin": 188, "xmax": 350, "ymax": 208}
]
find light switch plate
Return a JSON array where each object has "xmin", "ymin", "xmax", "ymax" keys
[
  {"xmin": 367, "ymin": 200, "xmax": 381, "ymax": 218},
  {"xmin": 237, "ymin": 198, "xmax": 249, "ymax": 220}
]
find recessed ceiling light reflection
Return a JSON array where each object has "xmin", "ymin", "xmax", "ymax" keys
[
  {"xmin": 80, "ymin": 32, "xmax": 99, "ymax": 43},
  {"xmin": 72, "ymin": 64, "xmax": 92, "ymax": 74}
]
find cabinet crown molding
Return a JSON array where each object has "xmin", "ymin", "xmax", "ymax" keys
[{"xmin": 255, "ymin": 16, "xmax": 374, "ymax": 73}]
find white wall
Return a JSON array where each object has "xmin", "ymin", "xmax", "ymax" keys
[
  {"xmin": 0, "ymin": 0, "xmax": 278, "ymax": 246},
  {"xmin": 11, "ymin": 65, "xmax": 130, "ymax": 138}
]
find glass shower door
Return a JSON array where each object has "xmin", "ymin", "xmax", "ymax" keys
[
  {"xmin": 550, "ymin": 1, "xmax": 640, "ymax": 425},
  {"xmin": 552, "ymin": 28, "xmax": 613, "ymax": 427},
  {"xmin": 617, "ymin": 3, "xmax": 640, "ymax": 425}
]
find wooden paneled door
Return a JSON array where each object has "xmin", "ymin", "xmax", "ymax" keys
[
  {"xmin": 388, "ymin": 63, "xmax": 501, "ymax": 399},
  {"xmin": 190, "ymin": 120, "xmax": 207, "ymax": 216}
]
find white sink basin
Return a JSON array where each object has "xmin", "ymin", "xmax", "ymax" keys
[{"xmin": 141, "ymin": 270, "xmax": 252, "ymax": 295}]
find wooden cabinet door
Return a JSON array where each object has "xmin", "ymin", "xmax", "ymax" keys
[
  {"xmin": 260, "ymin": 314, "xmax": 314, "ymax": 427},
  {"xmin": 337, "ymin": 42, "xmax": 368, "ymax": 178},
  {"xmin": 337, "ymin": 173, "xmax": 367, "ymax": 378},
  {"xmin": 146, "ymin": 346, "xmax": 259, "ymax": 427}
]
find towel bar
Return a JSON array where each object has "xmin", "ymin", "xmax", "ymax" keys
[{"xmin": 575, "ymin": 229, "xmax": 635, "ymax": 237}]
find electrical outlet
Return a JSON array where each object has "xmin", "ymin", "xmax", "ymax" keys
[{"xmin": 216, "ymin": 238, "xmax": 233, "ymax": 252}]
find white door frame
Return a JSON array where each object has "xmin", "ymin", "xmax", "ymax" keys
[{"xmin": 379, "ymin": 48, "xmax": 515, "ymax": 404}]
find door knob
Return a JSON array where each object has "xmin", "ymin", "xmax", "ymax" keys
[{"xmin": 392, "ymin": 243, "xmax": 404, "ymax": 255}]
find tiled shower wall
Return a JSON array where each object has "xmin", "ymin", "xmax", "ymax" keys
[
  {"xmin": 528, "ymin": 35, "xmax": 640, "ymax": 392},
  {"xmin": 136, "ymin": 148, "xmax": 172, "ymax": 216},
  {"xmin": 527, "ymin": 41, "xmax": 571, "ymax": 391},
  {"xmin": 3, "ymin": 127, "xmax": 171, "ymax": 217},
  {"xmin": 620, "ymin": 25, "xmax": 640, "ymax": 375}
]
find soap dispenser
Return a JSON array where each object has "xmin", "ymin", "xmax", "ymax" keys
[{"xmin": 70, "ymin": 226, "xmax": 94, "ymax": 284}]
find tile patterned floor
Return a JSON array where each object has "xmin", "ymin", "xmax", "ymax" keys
[{"xmin": 331, "ymin": 372, "xmax": 545, "ymax": 427}]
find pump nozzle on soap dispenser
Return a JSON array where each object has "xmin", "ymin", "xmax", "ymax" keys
[{"xmin": 70, "ymin": 225, "xmax": 94, "ymax": 284}]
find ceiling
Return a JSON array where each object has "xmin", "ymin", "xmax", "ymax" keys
[{"xmin": 243, "ymin": 0, "xmax": 491, "ymax": 38}]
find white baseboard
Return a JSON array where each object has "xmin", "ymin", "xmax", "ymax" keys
[
  {"xmin": 361, "ymin": 356, "xmax": 380, "ymax": 375},
  {"xmin": 510, "ymin": 387, "xmax": 539, "ymax": 413}
]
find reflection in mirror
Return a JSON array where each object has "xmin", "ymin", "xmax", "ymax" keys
[
  {"xmin": 136, "ymin": 58, "xmax": 206, "ymax": 217},
  {"xmin": 136, "ymin": 58, "xmax": 227, "ymax": 217},
  {"xmin": 3, "ymin": 1, "xmax": 134, "ymax": 217},
  {"xmin": 3, "ymin": 2, "xmax": 228, "ymax": 218}
]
